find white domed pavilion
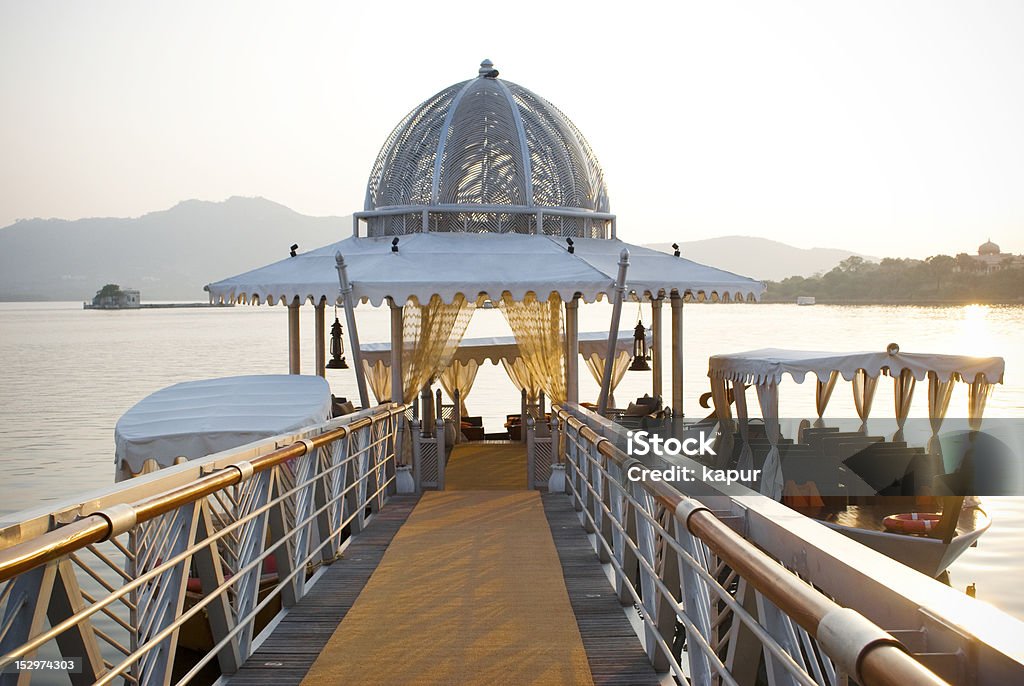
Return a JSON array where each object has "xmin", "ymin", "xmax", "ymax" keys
[
  {"xmin": 207, "ymin": 60, "xmax": 764, "ymax": 429},
  {"xmin": 362, "ymin": 60, "xmax": 611, "ymax": 238}
]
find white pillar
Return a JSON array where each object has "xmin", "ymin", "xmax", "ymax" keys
[
  {"xmin": 335, "ymin": 253, "xmax": 370, "ymax": 408},
  {"xmin": 671, "ymin": 291, "xmax": 684, "ymax": 417},
  {"xmin": 565, "ymin": 296, "xmax": 579, "ymax": 405},
  {"xmin": 651, "ymin": 297, "xmax": 663, "ymax": 400},
  {"xmin": 390, "ymin": 298, "xmax": 403, "ymax": 404},
  {"xmin": 598, "ymin": 250, "xmax": 630, "ymax": 415},
  {"xmin": 288, "ymin": 297, "xmax": 300, "ymax": 375},
  {"xmin": 314, "ymin": 297, "xmax": 326, "ymax": 377}
]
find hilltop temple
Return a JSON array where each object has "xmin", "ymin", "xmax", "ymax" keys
[{"xmin": 970, "ymin": 238, "xmax": 1022, "ymax": 272}]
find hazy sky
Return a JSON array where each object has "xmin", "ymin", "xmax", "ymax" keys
[{"xmin": 2, "ymin": 1, "xmax": 1023, "ymax": 258}]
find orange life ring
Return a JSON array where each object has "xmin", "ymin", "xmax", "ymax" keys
[{"xmin": 882, "ymin": 512, "xmax": 941, "ymax": 535}]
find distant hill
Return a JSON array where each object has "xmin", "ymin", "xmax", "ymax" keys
[
  {"xmin": 0, "ymin": 197, "xmax": 350, "ymax": 301},
  {"xmin": 646, "ymin": 236, "xmax": 874, "ymax": 281},
  {"xmin": 0, "ymin": 201, "xmax": 870, "ymax": 301}
]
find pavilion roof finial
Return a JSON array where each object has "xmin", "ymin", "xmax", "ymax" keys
[{"xmin": 478, "ymin": 59, "xmax": 499, "ymax": 78}]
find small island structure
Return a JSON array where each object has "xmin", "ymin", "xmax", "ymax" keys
[
  {"xmin": 83, "ymin": 283, "xmax": 234, "ymax": 309},
  {"xmin": 84, "ymin": 283, "xmax": 140, "ymax": 309}
]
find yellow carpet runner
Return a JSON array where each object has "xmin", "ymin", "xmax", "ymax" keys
[
  {"xmin": 444, "ymin": 441, "xmax": 528, "ymax": 491},
  {"xmin": 300, "ymin": 443, "xmax": 594, "ymax": 685}
]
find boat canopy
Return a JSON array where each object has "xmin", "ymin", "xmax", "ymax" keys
[
  {"xmin": 708, "ymin": 348, "xmax": 1005, "ymax": 386},
  {"xmin": 204, "ymin": 233, "xmax": 765, "ymax": 307},
  {"xmin": 114, "ymin": 375, "xmax": 331, "ymax": 480},
  {"xmin": 706, "ymin": 348, "xmax": 1005, "ymax": 500}
]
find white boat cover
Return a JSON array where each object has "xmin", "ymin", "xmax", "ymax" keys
[
  {"xmin": 205, "ymin": 233, "xmax": 764, "ymax": 307},
  {"xmin": 709, "ymin": 348, "xmax": 1005, "ymax": 385},
  {"xmin": 115, "ymin": 375, "xmax": 332, "ymax": 477},
  {"xmin": 359, "ymin": 330, "xmax": 645, "ymax": 367}
]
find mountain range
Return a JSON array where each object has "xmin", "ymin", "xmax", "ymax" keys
[
  {"xmin": 0, "ymin": 197, "xmax": 867, "ymax": 300},
  {"xmin": 0, "ymin": 197, "xmax": 350, "ymax": 301}
]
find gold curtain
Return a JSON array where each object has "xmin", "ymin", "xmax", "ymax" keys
[
  {"xmin": 501, "ymin": 358, "xmax": 542, "ymax": 403},
  {"xmin": 852, "ymin": 369, "xmax": 878, "ymax": 430},
  {"xmin": 709, "ymin": 377, "xmax": 732, "ymax": 423},
  {"xmin": 968, "ymin": 373, "xmax": 993, "ymax": 431},
  {"xmin": 499, "ymin": 292, "xmax": 566, "ymax": 404},
  {"xmin": 927, "ymin": 370, "xmax": 956, "ymax": 454},
  {"xmin": 583, "ymin": 351, "xmax": 631, "ymax": 407},
  {"xmin": 813, "ymin": 371, "xmax": 838, "ymax": 427},
  {"xmin": 893, "ymin": 368, "xmax": 916, "ymax": 439},
  {"xmin": 400, "ymin": 294, "xmax": 474, "ymax": 404},
  {"xmin": 362, "ymin": 359, "xmax": 392, "ymax": 405},
  {"xmin": 439, "ymin": 360, "xmax": 479, "ymax": 416}
]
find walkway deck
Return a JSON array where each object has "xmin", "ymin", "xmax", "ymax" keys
[{"xmin": 227, "ymin": 443, "xmax": 661, "ymax": 686}]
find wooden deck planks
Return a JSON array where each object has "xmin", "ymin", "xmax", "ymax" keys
[
  {"xmin": 224, "ymin": 495, "xmax": 419, "ymax": 686},
  {"xmin": 541, "ymin": 493, "xmax": 665, "ymax": 686},
  {"xmin": 226, "ymin": 488, "xmax": 664, "ymax": 686}
]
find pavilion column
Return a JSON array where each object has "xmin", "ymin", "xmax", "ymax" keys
[
  {"xmin": 651, "ymin": 297, "xmax": 663, "ymax": 400},
  {"xmin": 335, "ymin": 253, "xmax": 370, "ymax": 409},
  {"xmin": 565, "ymin": 296, "xmax": 579, "ymax": 406},
  {"xmin": 390, "ymin": 298, "xmax": 403, "ymax": 404},
  {"xmin": 670, "ymin": 291, "xmax": 684, "ymax": 416},
  {"xmin": 288, "ymin": 297, "xmax": 301, "ymax": 375},
  {"xmin": 598, "ymin": 250, "xmax": 630, "ymax": 415},
  {"xmin": 314, "ymin": 297, "xmax": 326, "ymax": 378}
]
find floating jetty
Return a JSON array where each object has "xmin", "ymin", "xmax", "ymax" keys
[
  {"xmin": 3, "ymin": 59, "xmax": 1021, "ymax": 685},
  {"xmin": 1, "ymin": 404, "xmax": 1021, "ymax": 685}
]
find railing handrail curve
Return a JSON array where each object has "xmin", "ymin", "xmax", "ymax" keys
[
  {"xmin": 0, "ymin": 403, "xmax": 408, "ymax": 583},
  {"xmin": 554, "ymin": 405, "xmax": 948, "ymax": 686}
]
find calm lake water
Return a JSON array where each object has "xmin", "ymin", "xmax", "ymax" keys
[{"xmin": 0, "ymin": 301, "xmax": 1022, "ymax": 620}]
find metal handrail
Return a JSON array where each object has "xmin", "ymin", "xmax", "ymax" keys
[
  {"xmin": 0, "ymin": 404, "xmax": 404, "ymax": 583},
  {"xmin": 0, "ymin": 402, "xmax": 408, "ymax": 685},
  {"xmin": 555, "ymin": 407, "xmax": 948, "ymax": 686}
]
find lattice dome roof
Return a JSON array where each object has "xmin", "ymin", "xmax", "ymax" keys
[{"xmin": 364, "ymin": 60, "xmax": 610, "ymax": 215}]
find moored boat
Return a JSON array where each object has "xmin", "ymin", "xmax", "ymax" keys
[{"xmin": 705, "ymin": 346, "xmax": 1005, "ymax": 576}]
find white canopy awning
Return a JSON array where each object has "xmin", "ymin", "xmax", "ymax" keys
[
  {"xmin": 708, "ymin": 348, "xmax": 1005, "ymax": 386},
  {"xmin": 114, "ymin": 375, "xmax": 332, "ymax": 479},
  {"xmin": 205, "ymin": 233, "xmax": 764, "ymax": 307},
  {"xmin": 360, "ymin": 330, "xmax": 646, "ymax": 367}
]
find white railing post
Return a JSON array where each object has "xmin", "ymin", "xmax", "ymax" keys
[
  {"xmin": 410, "ymin": 418, "xmax": 422, "ymax": 492},
  {"xmin": 526, "ymin": 416, "xmax": 537, "ymax": 490},
  {"xmin": 435, "ymin": 417, "xmax": 446, "ymax": 491}
]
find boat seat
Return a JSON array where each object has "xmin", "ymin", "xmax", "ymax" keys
[{"xmin": 844, "ymin": 450, "xmax": 917, "ymax": 493}]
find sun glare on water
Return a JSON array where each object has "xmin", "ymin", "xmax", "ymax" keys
[{"xmin": 958, "ymin": 304, "xmax": 996, "ymax": 357}]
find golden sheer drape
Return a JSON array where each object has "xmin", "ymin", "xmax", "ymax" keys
[
  {"xmin": 501, "ymin": 358, "xmax": 542, "ymax": 403},
  {"xmin": 927, "ymin": 371, "xmax": 956, "ymax": 454},
  {"xmin": 852, "ymin": 369, "xmax": 878, "ymax": 430},
  {"xmin": 892, "ymin": 368, "xmax": 916, "ymax": 440},
  {"xmin": 968, "ymin": 373, "xmax": 993, "ymax": 430},
  {"xmin": 400, "ymin": 294, "xmax": 474, "ymax": 404},
  {"xmin": 583, "ymin": 351, "xmax": 630, "ymax": 407},
  {"xmin": 813, "ymin": 371, "xmax": 838, "ymax": 427},
  {"xmin": 709, "ymin": 376, "xmax": 732, "ymax": 423},
  {"xmin": 499, "ymin": 292, "xmax": 566, "ymax": 404},
  {"xmin": 439, "ymin": 360, "xmax": 479, "ymax": 416},
  {"xmin": 363, "ymin": 359, "xmax": 392, "ymax": 405}
]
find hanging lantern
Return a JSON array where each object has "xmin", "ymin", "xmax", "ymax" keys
[
  {"xmin": 326, "ymin": 308, "xmax": 349, "ymax": 369},
  {"xmin": 629, "ymin": 319, "xmax": 651, "ymax": 372}
]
